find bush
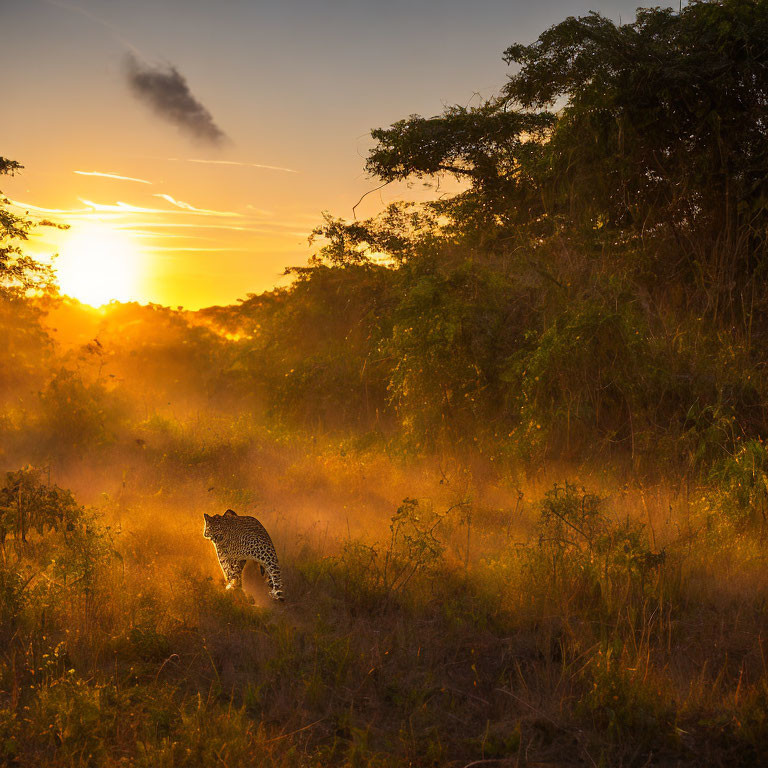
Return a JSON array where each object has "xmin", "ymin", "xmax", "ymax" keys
[
  {"xmin": 522, "ymin": 482, "xmax": 663, "ymax": 618},
  {"xmin": 708, "ymin": 438, "xmax": 768, "ymax": 528},
  {"xmin": 321, "ymin": 497, "xmax": 449, "ymax": 612},
  {"xmin": 577, "ymin": 644, "xmax": 676, "ymax": 751},
  {"xmin": 0, "ymin": 467, "xmax": 83, "ymax": 550},
  {"xmin": 36, "ymin": 369, "xmax": 130, "ymax": 457},
  {"xmin": 504, "ymin": 294, "xmax": 654, "ymax": 458}
]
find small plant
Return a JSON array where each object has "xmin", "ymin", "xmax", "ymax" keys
[
  {"xmin": 335, "ymin": 497, "xmax": 448, "ymax": 609},
  {"xmin": 708, "ymin": 438, "xmax": 768, "ymax": 528},
  {"xmin": 524, "ymin": 482, "xmax": 662, "ymax": 617},
  {"xmin": 0, "ymin": 467, "xmax": 83, "ymax": 553},
  {"xmin": 577, "ymin": 645, "xmax": 676, "ymax": 751}
]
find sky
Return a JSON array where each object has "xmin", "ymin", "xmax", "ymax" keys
[{"xmin": 3, "ymin": 0, "xmax": 658, "ymax": 309}]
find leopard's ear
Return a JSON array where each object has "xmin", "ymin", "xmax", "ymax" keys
[
  {"xmin": 203, "ymin": 513, "xmax": 211, "ymax": 521},
  {"xmin": 224, "ymin": 509, "xmax": 238, "ymax": 517}
]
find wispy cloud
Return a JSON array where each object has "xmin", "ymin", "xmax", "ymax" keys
[
  {"xmin": 79, "ymin": 199, "xmax": 166, "ymax": 214},
  {"xmin": 126, "ymin": 231, "xmax": 202, "ymax": 240},
  {"xmin": 10, "ymin": 198, "xmax": 309, "ymax": 233},
  {"xmin": 246, "ymin": 204, "xmax": 275, "ymax": 217},
  {"xmin": 125, "ymin": 54, "xmax": 227, "ymax": 145},
  {"xmin": 168, "ymin": 157, "xmax": 298, "ymax": 174},
  {"xmin": 11, "ymin": 190, "xmax": 310, "ymax": 267},
  {"xmin": 75, "ymin": 170, "xmax": 152, "ymax": 184},
  {"xmin": 9, "ymin": 198, "xmax": 197, "ymax": 219},
  {"xmin": 114, "ymin": 222, "xmax": 266, "ymax": 231},
  {"xmin": 8, "ymin": 199, "xmax": 93, "ymax": 216},
  {"xmin": 153, "ymin": 193, "xmax": 240, "ymax": 217},
  {"xmin": 146, "ymin": 246, "xmax": 252, "ymax": 252},
  {"xmin": 78, "ymin": 198, "xmax": 239, "ymax": 218}
]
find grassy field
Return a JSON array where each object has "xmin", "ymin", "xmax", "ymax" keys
[{"xmin": 2, "ymin": 419, "xmax": 768, "ymax": 767}]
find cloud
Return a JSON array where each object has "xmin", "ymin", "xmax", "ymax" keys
[
  {"xmin": 75, "ymin": 170, "xmax": 152, "ymax": 184},
  {"xmin": 168, "ymin": 157, "xmax": 298, "ymax": 174},
  {"xmin": 114, "ymin": 222, "xmax": 272, "ymax": 233},
  {"xmin": 77, "ymin": 198, "xmax": 238, "ymax": 218},
  {"xmin": 246, "ymin": 204, "xmax": 275, "ymax": 216},
  {"xmin": 146, "ymin": 246, "xmax": 251, "ymax": 252},
  {"xmin": 153, "ymin": 193, "xmax": 241, "ymax": 217},
  {"xmin": 124, "ymin": 54, "xmax": 227, "ymax": 145},
  {"xmin": 8, "ymin": 200, "xmax": 93, "ymax": 216}
]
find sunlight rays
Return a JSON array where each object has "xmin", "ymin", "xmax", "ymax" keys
[{"xmin": 9, "ymin": 186, "xmax": 315, "ymax": 307}]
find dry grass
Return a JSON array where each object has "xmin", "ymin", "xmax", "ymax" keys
[{"xmin": 2, "ymin": 423, "xmax": 768, "ymax": 767}]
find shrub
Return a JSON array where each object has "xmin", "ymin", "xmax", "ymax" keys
[
  {"xmin": 708, "ymin": 438, "xmax": 768, "ymax": 528},
  {"xmin": 577, "ymin": 645, "xmax": 676, "ymax": 752},
  {"xmin": 0, "ymin": 467, "xmax": 83, "ymax": 551},
  {"xmin": 522, "ymin": 482, "xmax": 662, "ymax": 618},
  {"xmin": 36, "ymin": 369, "xmax": 130, "ymax": 457}
]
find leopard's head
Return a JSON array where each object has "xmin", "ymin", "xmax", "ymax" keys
[
  {"xmin": 203, "ymin": 513, "xmax": 224, "ymax": 543},
  {"xmin": 203, "ymin": 510, "xmax": 238, "ymax": 543}
]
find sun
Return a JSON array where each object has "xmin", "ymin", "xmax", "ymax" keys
[{"xmin": 55, "ymin": 223, "xmax": 142, "ymax": 306}]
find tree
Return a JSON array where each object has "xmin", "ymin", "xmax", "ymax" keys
[
  {"xmin": 297, "ymin": 1, "xmax": 768, "ymax": 460},
  {"xmin": 0, "ymin": 159, "xmax": 60, "ymax": 402},
  {"xmin": 0, "ymin": 157, "xmax": 56, "ymax": 295}
]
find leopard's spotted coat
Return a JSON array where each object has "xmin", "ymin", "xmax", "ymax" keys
[{"xmin": 203, "ymin": 510, "xmax": 284, "ymax": 601}]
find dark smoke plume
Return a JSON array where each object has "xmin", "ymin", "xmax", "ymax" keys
[{"xmin": 124, "ymin": 54, "xmax": 227, "ymax": 145}]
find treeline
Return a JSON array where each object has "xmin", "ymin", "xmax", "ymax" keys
[{"xmin": 197, "ymin": 0, "xmax": 768, "ymax": 473}]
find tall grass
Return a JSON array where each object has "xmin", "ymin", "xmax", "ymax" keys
[{"xmin": 2, "ymin": 420, "xmax": 767, "ymax": 766}]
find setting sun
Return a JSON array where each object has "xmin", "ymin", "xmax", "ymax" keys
[{"xmin": 55, "ymin": 223, "xmax": 142, "ymax": 306}]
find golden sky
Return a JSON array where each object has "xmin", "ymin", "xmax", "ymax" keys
[{"xmin": 3, "ymin": 0, "xmax": 643, "ymax": 309}]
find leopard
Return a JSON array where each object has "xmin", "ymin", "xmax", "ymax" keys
[{"xmin": 203, "ymin": 509, "xmax": 284, "ymax": 601}]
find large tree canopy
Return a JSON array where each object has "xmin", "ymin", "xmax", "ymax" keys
[
  {"xmin": 364, "ymin": 0, "xmax": 768, "ymax": 309},
  {"xmin": 286, "ymin": 1, "xmax": 768, "ymax": 461}
]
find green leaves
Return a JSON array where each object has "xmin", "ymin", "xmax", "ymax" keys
[
  {"xmin": 0, "ymin": 467, "xmax": 83, "ymax": 548},
  {"xmin": 367, "ymin": 102, "xmax": 554, "ymax": 184},
  {"xmin": 0, "ymin": 158, "xmax": 54, "ymax": 296}
]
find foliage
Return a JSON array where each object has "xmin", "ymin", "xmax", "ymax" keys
[
  {"xmin": 0, "ymin": 467, "xmax": 82, "ymax": 548},
  {"xmin": 0, "ymin": 158, "xmax": 59, "ymax": 296},
  {"xmin": 523, "ymin": 481, "xmax": 664, "ymax": 621},
  {"xmin": 503, "ymin": 0, "xmax": 768, "ymax": 284},
  {"xmin": 577, "ymin": 644, "xmax": 675, "ymax": 749},
  {"xmin": 503, "ymin": 291, "xmax": 655, "ymax": 457},
  {"xmin": 0, "ymin": 160, "xmax": 58, "ymax": 407},
  {"xmin": 707, "ymin": 438, "xmax": 768, "ymax": 527},
  {"xmin": 334, "ymin": 497, "xmax": 448, "ymax": 609},
  {"xmin": 36, "ymin": 368, "xmax": 130, "ymax": 456},
  {"xmin": 217, "ymin": 263, "xmax": 396, "ymax": 429},
  {"xmin": 0, "ymin": 294, "xmax": 53, "ymax": 406}
]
